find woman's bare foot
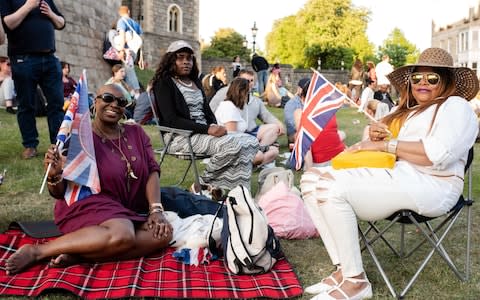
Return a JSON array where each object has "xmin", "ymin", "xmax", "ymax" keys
[
  {"xmin": 322, "ymin": 266, "xmax": 343, "ymax": 286},
  {"xmin": 5, "ymin": 244, "xmax": 40, "ymax": 275},
  {"xmin": 305, "ymin": 266, "xmax": 343, "ymax": 294},
  {"xmin": 49, "ymin": 254, "xmax": 81, "ymax": 268},
  {"xmin": 327, "ymin": 273, "xmax": 371, "ymax": 299}
]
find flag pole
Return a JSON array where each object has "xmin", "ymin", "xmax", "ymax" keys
[
  {"xmin": 310, "ymin": 68, "xmax": 378, "ymax": 123},
  {"xmin": 39, "ymin": 139, "xmax": 61, "ymax": 194}
]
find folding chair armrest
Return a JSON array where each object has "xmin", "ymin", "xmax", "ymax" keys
[{"xmin": 157, "ymin": 125, "xmax": 193, "ymax": 137}]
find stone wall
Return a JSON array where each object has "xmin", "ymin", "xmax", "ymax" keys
[
  {"xmin": 0, "ymin": 0, "xmax": 200, "ymax": 92},
  {"xmin": 0, "ymin": 0, "xmax": 121, "ymax": 92},
  {"xmin": 201, "ymin": 57, "xmax": 350, "ymax": 93}
]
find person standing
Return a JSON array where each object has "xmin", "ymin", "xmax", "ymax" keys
[
  {"xmin": 116, "ymin": 5, "xmax": 142, "ymax": 95},
  {"xmin": 251, "ymin": 53, "xmax": 269, "ymax": 96},
  {"xmin": 0, "ymin": 0, "xmax": 65, "ymax": 159},
  {"xmin": 231, "ymin": 55, "xmax": 242, "ymax": 78},
  {"xmin": 375, "ymin": 54, "xmax": 394, "ymax": 86}
]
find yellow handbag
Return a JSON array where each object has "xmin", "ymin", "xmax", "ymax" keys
[
  {"xmin": 331, "ymin": 151, "xmax": 396, "ymax": 169},
  {"xmin": 331, "ymin": 119, "xmax": 401, "ymax": 170}
]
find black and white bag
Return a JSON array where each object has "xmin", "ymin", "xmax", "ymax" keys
[{"xmin": 210, "ymin": 185, "xmax": 281, "ymax": 275}]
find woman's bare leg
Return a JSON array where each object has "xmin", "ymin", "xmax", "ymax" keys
[{"xmin": 6, "ymin": 218, "xmax": 171, "ymax": 275}]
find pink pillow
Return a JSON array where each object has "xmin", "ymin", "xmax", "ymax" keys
[{"xmin": 258, "ymin": 181, "xmax": 319, "ymax": 239}]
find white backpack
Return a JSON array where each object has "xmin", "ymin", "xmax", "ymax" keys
[{"xmin": 212, "ymin": 185, "xmax": 281, "ymax": 274}]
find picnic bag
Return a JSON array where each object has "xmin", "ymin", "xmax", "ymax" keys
[
  {"xmin": 256, "ymin": 167, "xmax": 300, "ymax": 199},
  {"xmin": 102, "ymin": 32, "xmax": 122, "ymax": 66},
  {"xmin": 258, "ymin": 181, "xmax": 319, "ymax": 239},
  {"xmin": 210, "ymin": 185, "xmax": 281, "ymax": 275}
]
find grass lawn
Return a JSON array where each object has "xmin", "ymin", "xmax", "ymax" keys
[{"xmin": 0, "ymin": 101, "xmax": 479, "ymax": 299}]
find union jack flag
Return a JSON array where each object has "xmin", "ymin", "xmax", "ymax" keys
[
  {"xmin": 289, "ymin": 71, "xmax": 346, "ymax": 170},
  {"xmin": 57, "ymin": 70, "xmax": 100, "ymax": 206}
]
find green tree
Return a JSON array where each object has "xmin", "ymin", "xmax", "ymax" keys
[
  {"xmin": 266, "ymin": 0, "xmax": 374, "ymax": 69},
  {"xmin": 202, "ymin": 28, "xmax": 250, "ymax": 61},
  {"xmin": 378, "ymin": 28, "xmax": 419, "ymax": 68}
]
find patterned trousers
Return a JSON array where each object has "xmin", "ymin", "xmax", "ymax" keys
[{"xmin": 169, "ymin": 133, "xmax": 259, "ymax": 190}]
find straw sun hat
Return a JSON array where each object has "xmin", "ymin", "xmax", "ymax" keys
[{"xmin": 387, "ymin": 47, "xmax": 479, "ymax": 100}]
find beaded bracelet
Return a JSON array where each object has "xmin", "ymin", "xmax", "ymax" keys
[
  {"xmin": 47, "ymin": 175, "xmax": 64, "ymax": 186},
  {"xmin": 149, "ymin": 203, "xmax": 164, "ymax": 213},
  {"xmin": 149, "ymin": 207, "xmax": 164, "ymax": 215}
]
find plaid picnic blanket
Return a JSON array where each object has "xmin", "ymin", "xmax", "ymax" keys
[{"xmin": 0, "ymin": 229, "xmax": 303, "ymax": 299}]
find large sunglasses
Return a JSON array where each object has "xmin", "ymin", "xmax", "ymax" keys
[
  {"xmin": 96, "ymin": 93, "xmax": 128, "ymax": 107},
  {"xmin": 409, "ymin": 72, "xmax": 441, "ymax": 85}
]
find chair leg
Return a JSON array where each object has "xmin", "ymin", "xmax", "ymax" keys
[
  {"xmin": 176, "ymin": 160, "xmax": 193, "ymax": 186},
  {"xmin": 358, "ymin": 225, "xmax": 399, "ymax": 299}
]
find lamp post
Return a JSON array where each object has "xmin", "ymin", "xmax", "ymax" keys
[
  {"xmin": 251, "ymin": 21, "xmax": 258, "ymax": 53},
  {"xmin": 242, "ymin": 35, "xmax": 248, "ymax": 48}
]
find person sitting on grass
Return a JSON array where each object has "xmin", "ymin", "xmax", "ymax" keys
[
  {"xmin": 5, "ymin": 84, "xmax": 172, "ymax": 275},
  {"xmin": 210, "ymin": 69, "xmax": 284, "ymax": 166},
  {"xmin": 214, "ymin": 77, "xmax": 278, "ymax": 167}
]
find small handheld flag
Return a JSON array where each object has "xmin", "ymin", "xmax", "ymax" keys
[
  {"xmin": 289, "ymin": 70, "xmax": 346, "ymax": 170},
  {"xmin": 39, "ymin": 70, "xmax": 100, "ymax": 206}
]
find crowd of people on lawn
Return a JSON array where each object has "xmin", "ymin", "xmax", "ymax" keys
[{"xmin": 1, "ymin": 2, "xmax": 480, "ymax": 300}]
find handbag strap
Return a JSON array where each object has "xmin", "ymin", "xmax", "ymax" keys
[{"xmin": 121, "ymin": 17, "xmax": 139, "ymax": 35}]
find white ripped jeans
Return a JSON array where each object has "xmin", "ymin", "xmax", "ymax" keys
[{"xmin": 300, "ymin": 164, "xmax": 463, "ymax": 278}]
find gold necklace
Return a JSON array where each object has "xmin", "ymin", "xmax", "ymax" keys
[
  {"xmin": 94, "ymin": 123, "xmax": 138, "ymax": 191},
  {"xmin": 175, "ymin": 77, "xmax": 193, "ymax": 87}
]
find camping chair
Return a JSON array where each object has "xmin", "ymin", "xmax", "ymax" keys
[
  {"xmin": 358, "ymin": 147, "xmax": 474, "ymax": 299},
  {"xmin": 146, "ymin": 87, "xmax": 210, "ymax": 189}
]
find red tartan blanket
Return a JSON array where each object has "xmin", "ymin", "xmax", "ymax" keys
[{"xmin": 0, "ymin": 229, "xmax": 303, "ymax": 299}]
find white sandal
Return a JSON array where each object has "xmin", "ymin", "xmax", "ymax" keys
[
  {"xmin": 310, "ymin": 277, "xmax": 372, "ymax": 300},
  {"xmin": 305, "ymin": 275, "xmax": 339, "ymax": 294},
  {"xmin": 305, "ymin": 267, "xmax": 342, "ymax": 294}
]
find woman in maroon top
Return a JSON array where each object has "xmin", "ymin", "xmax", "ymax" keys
[{"xmin": 6, "ymin": 84, "xmax": 172, "ymax": 275}]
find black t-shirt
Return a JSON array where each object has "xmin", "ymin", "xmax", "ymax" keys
[
  {"xmin": 251, "ymin": 55, "xmax": 269, "ymax": 72},
  {"xmin": 0, "ymin": 0, "xmax": 65, "ymax": 56}
]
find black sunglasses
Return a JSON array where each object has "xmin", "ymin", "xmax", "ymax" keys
[{"xmin": 96, "ymin": 93, "xmax": 128, "ymax": 107}]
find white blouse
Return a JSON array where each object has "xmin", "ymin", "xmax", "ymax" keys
[
  {"xmin": 398, "ymin": 96, "xmax": 478, "ymax": 178},
  {"xmin": 215, "ymin": 100, "xmax": 248, "ymax": 133}
]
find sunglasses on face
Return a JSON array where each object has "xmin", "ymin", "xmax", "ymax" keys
[
  {"xmin": 96, "ymin": 93, "xmax": 128, "ymax": 107},
  {"xmin": 409, "ymin": 72, "xmax": 441, "ymax": 85}
]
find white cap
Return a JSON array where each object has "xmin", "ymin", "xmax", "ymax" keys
[{"xmin": 166, "ymin": 40, "xmax": 194, "ymax": 53}]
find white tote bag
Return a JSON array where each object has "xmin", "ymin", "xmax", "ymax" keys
[{"xmin": 122, "ymin": 17, "xmax": 143, "ymax": 54}]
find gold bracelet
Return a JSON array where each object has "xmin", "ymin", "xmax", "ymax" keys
[
  {"xmin": 149, "ymin": 202, "xmax": 164, "ymax": 212},
  {"xmin": 47, "ymin": 176, "xmax": 64, "ymax": 186},
  {"xmin": 149, "ymin": 207, "xmax": 164, "ymax": 215}
]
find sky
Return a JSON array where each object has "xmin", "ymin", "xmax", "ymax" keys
[{"xmin": 199, "ymin": 0, "xmax": 480, "ymax": 52}]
